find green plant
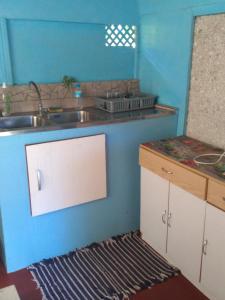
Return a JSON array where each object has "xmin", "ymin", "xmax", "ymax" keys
[{"xmin": 62, "ymin": 76, "xmax": 76, "ymax": 90}]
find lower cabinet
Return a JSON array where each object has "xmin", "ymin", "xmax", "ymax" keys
[
  {"xmin": 167, "ymin": 183, "xmax": 205, "ymax": 285},
  {"xmin": 140, "ymin": 167, "xmax": 169, "ymax": 257},
  {"xmin": 141, "ymin": 167, "xmax": 225, "ymax": 300},
  {"xmin": 201, "ymin": 204, "xmax": 225, "ymax": 300},
  {"xmin": 140, "ymin": 145, "xmax": 225, "ymax": 300},
  {"xmin": 26, "ymin": 134, "xmax": 107, "ymax": 216},
  {"xmin": 140, "ymin": 167, "xmax": 205, "ymax": 285}
]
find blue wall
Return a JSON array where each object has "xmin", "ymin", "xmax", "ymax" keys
[
  {"xmin": 0, "ymin": 116, "xmax": 177, "ymax": 272},
  {"xmin": 8, "ymin": 20, "xmax": 135, "ymax": 84},
  {"xmin": 0, "ymin": 0, "xmax": 138, "ymax": 84},
  {"xmin": 137, "ymin": 0, "xmax": 225, "ymax": 134},
  {"xmin": 1, "ymin": 0, "xmax": 138, "ymax": 24}
]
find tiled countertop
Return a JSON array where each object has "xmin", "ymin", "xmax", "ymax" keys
[{"xmin": 142, "ymin": 136, "xmax": 225, "ymax": 183}]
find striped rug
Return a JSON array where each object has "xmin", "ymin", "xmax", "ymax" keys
[{"xmin": 28, "ymin": 232, "xmax": 179, "ymax": 300}]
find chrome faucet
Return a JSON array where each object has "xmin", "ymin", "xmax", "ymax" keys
[{"xmin": 29, "ymin": 81, "xmax": 43, "ymax": 116}]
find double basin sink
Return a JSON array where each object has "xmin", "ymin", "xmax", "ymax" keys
[
  {"xmin": 0, "ymin": 110, "xmax": 93, "ymax": 130},
  {"xmin": 0, "ymin": 107, "xmax": 164, "ymax": 133}
]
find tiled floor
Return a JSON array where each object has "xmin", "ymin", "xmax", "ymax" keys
[{"xmin": 0, "ymin": 260, "xmax": 208, "ymax": 300}]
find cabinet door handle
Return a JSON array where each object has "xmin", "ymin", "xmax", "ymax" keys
[
  {"xmin": 36, "ymin": 169, "xmax": 42, "ymax": 191},
  {"xmin": 202, "ymin": 239, "xmax": 208, "ymax": 255},
  {"xmin": 162, "ymin": 210, "xmax": 167, "ymax": 224},
  {"xmin": 168, "ymin": 212, "xmax": 172, "ymax": 227},
  {"xmin": 161, "ymin": 167, "xmax": 173, "ymax": 175}
]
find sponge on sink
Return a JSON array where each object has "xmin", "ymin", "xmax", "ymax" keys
[{"xmin": 47, "ymin": 107, "xmax": 63, "ymax": 113}]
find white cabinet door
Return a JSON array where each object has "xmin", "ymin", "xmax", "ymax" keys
[
  {"xmin": 201, "ymin": 204, "xmax": 225, "ymax": 300},
  {"xmin": 26, "ymin": 134, "xmax": 107, "ymax": 216},
  {"xmin": 167, "ymin": 183, "xmax": 205, "ymax": 285},
  {"xmin": 140, "ymin": 167, "xmax": 169, "ymax": 257}
]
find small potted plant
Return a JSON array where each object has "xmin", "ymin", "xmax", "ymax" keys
[{"xmin": 62, "ymin": 76, "xmax": 76, "ymax": 93}]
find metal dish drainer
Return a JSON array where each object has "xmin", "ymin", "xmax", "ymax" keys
[{"xmin": 95, "ymin": 93, "xmax": 157, "ymax": 113}]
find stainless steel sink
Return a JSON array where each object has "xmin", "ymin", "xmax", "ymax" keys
[
  {"xmin": 0, "ymin": 115, "xmax": 40, "ymax": 129},
  {"xmin": 0, "ymin": 110, "xmax": 97, "ymax": 131},
  {"xmin": 47, "ymin": 110, "xmax": 92, "ymax": 124}
]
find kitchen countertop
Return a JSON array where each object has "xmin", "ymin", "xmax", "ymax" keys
[
  {"xmin": 142, "ymin": 135, "xmax": 225, "ymax": 183},
  {"xmin": 0, "ymin": 105, "xmax": 176, "ymax": 137}
]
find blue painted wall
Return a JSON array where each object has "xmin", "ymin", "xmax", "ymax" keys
[
  {"xmin": 137, "ymin": 0, "xmax": 225, "ymax": 134},
  {"xmin": 8, "ymin": 20, "xmax": 135, "ymax": 84},
  {"xmin": 1, "ymin": 0, "xmax": 138, "ymax": 24},
  {"xmin": 0, "ymin": 0, "xmax": 138, "ymax": 84},
  {"xmin": 0, "ymin": 116, "xmax": 177, "ymax": 272}
]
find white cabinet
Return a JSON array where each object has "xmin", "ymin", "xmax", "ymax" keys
[
  {"xmin": 140, "ymin": 167, "xmax": 169, "ymax": 257},
  {"xmin": 201, "ymin": 204, "xmax": 225, "ymax": 300},
  {"xmin": 167, "ymin": 183, "xmax": 205, "ymax": 285},
  {"xmin": 140, "ymin": 167, "xmax": 205, "ymax": 285},
  {"xmin": 140, "ymin": 145, "xmax": 225, "ymax": 299},
  {"xmin": 26, "ymin": 134, "xmax": 107, "ymax": 216}
]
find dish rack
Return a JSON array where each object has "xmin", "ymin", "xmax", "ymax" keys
[{"xmin": 95, "ymin": 93, "xmax": 157, "ymax": 113}]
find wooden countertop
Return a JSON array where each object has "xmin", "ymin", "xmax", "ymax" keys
[{"xmin": 141, "ymin": 136, "xmax": 225, "ymax": 186}]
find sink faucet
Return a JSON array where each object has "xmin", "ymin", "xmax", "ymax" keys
[{"xmin": 29, "ymin": 81, "xmax": 43, "ymax": 116}]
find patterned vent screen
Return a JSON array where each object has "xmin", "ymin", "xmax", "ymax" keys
[{"xmin": 105, "ymin": 25, "xmax": 136, "ymax": 48}]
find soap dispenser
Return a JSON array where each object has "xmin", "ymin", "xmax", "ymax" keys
[{"xmin": 2, "ymin": 82, "xmax": 11, "ymax": 116}]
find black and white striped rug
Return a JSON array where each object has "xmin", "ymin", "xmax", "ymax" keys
[{"xmin": 28, "ymin": 232, "xmax": 179, "ymax": 300}]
